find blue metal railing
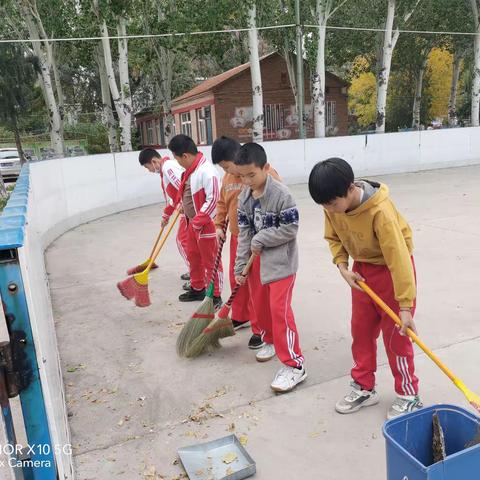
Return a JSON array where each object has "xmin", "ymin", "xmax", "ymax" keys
[{"xmin": 0, "ymin": 165, "xmax": 57, "ymax": 479}]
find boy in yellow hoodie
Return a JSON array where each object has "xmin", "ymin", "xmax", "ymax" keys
[{"xmin": 308, "ymin": 157, "xmax": 422, "ymax": 419}]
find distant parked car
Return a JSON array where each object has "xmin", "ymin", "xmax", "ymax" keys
[{"xmin": 0, "ymin": 148, "xmax": 22, "ymax": 181}]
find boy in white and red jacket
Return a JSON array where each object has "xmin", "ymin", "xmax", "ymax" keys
[
  {"xmin": 138, "ymin": 148, "xmax": 189, "ymax": 279},
  {"xmin": 168, "ymin": 134, "xmax": 223, "ymax": 307}
]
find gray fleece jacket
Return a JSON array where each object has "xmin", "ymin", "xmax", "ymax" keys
[{"xmin": 235, "ymin": 174, "xmax": 299, "ymax": 284}]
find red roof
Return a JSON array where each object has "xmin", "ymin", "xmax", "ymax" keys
[{"xmin": 172, "ymin": 53, "xmax": 275, "ymax": 105}]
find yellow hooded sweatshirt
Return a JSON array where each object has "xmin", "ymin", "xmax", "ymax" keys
[{"xmin": 324, "ymin": 182, "xmax": 415, "ymax": 308}]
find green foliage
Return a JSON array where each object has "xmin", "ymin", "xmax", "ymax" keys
[{"xmin": 64, "ymin": 122, "xmax": 110, "ymax": 154}]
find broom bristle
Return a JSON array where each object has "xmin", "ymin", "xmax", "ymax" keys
[
  {"xmin": 185, "ymin": 310, "xmax": 234, "ymax": 358},
  {"xmin": 176, "ymin": 297, "xmax": 215, "ymax": 357},
  {"xmin": 117, "ymin": 277, "xmax": 137, "ymax": 300},
  {"xmin": 134, "ymin": 283, "xmax": 151, "ymax": 307}
]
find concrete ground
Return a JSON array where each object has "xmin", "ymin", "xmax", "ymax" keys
[{"xmin": 46, "ymin": 165, "xmax": 480, "ymax": 480}]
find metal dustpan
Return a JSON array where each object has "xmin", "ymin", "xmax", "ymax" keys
[{"xmin": 178, "ymin": 434, "xmax": 256, "ymax": 480}]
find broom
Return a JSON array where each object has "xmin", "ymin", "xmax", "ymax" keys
[
  {"xmin": 176, "ymin": 219, "xmax": 229, "ymax": 357},
  {"xmin": 186, "ymin": 253, "xmax": 256, "ymax": 358},
  {"xmin": 126, "ymin": 223, "xmax": 164, "ymax": 275},
  {"xmin": 117, "ymin": 209, "xmax": 181, "ymax": 307},
  {"xmin": 358, "ymin": 280, "xmax": 480, "ymax": 413}
]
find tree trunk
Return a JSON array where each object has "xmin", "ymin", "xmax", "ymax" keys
[
  {"xmin": 471, "ymin": 0, "xmax": 480, "ymax": 127},
  {"xmin": 95, "ymin": 43, "xmax": 118, "ymax": 152},
  {"xmin": 448, "ymin": 49, "xmax": 463, "ymax": 126},
  {"xmin": 312, "ymin": 0, "xmax": 328, "ymax": 138},
  {"xmin": 99, "ymin": 18, "xmax": 132, "ymax": 151},
  {"xmin": 247, "ymin": 3, "xmax": 264, "ymax": 142},
  {"xmin": 117, "ymin": 17, "xmax": 132, "ymax": 151},
  {"xmin": 21, "ymin": 1, "xmax": 65, "ymax": 154},
  {"xmin": 12, "ymin": 115, "xmax": 26, "ymax": 165},
  {"xmin": 412, "ymin": 56, "xmax": 428, "ymax": 129},
  {"xmin": 283, "ymin": 46, "xmax": 297, "ymax": 111},
  {"xmin": 376, "ymin": 0, "xmax": 399, "ymax": 133}
]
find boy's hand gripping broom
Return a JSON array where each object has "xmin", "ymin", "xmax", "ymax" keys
[
  {"xmin": 186, "ymin": 253, "xmax": 256, "ymax": 358},
  {"xmin": 358, "ymin": 280, "xmax": 480, "ymax": 413},
  {"xmin": 176, "ymin": 219, "xmax": 229, "ymax": 357},
  {"xmin": 126, "ymin": 224, "xmax": 165, "ymax": 275},
  {"xmin": 117, "ymin": 209, "xmax": 181, "ymax": 307}
]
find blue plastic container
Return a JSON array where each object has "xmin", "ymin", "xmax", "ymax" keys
[{"xmin": 383, "ymin": 404, "xmax": 480, "ymax": 479}]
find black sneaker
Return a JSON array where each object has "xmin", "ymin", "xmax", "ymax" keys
[
  {"xmin": 232, "ymin": 320, "xmax": 251, "ymax": 331},
  {"xmin": 180, "ymin": 272, "xmax": 190, "ymax": 281},
  {"xmin": 213, "ymin": 296, "xmax": 223, "ymax": 311},
  {"xmin": 182, "ymin": 281, "xmax": 191, "ymax": 291},
  {"xmin": 248, "ymin": 334, "xmax": 265, "ymax": 350},
  {"xmin": 179, "ymin": 288, "xmax": 206, "ymax": 302}
]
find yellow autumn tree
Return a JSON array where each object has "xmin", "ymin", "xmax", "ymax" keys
[
  {"xmin": 348, "ymin": 72, "xmax": 377, "ymax": 127},
  {"xmin": 426, "ymin": 48, "xmax": 453, "ymax": 121}
]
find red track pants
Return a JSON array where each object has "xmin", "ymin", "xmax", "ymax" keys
[
  {"xmin": 247, "ymin": 255, "xmax": 304, "ymax": 367},
  {"xmin": 351, "ymin": 260, "xmax": 419, "ymax": 396},
  {"xmin": 176, "ymin": 215, "xmax": 189, "ymax": 269},
  {"xmin": 186, "ymin": 219, "xmax": 223, "ymax": 296},
  {"xmin": 229, "ymin": 235, "xmax": 258, "ymax": 332}
]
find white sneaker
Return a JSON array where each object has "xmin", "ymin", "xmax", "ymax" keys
[
  {"xmin": 270, "ymin": 365, "xmax": 307, "ymax": 392},
  {"xmin": 387, "ymin": 395, "xmax": 423, "ymax": 419},
  {"xmin": 335, "ymin": 382, "xmax": 379, "ymax": 414},
  {"xmin": 255, "ymin": 343, "xmax": 276, "ymax": 362}
]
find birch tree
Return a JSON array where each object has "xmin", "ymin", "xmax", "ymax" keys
[
  {"xmin": 94, "ymin": 42, "xmax": 119, "ymax": 151},
  {"xmin": 375, "ymin": 0, "xmax": 421, "ymax": 133},
  {"xmin": 470, "ymin": 0, "xmax": 480, "ymax": 127},
  {"xmin": 311, "ymin": 0, "xmax": 348, "ymax": 137},
  {"xmin": 247, "ymin": 2, "xmax": 264, "ymax": 142},
  {"xmin": 10, "ymin": 0, "xmax": 67, "ymax": 154},
  {"xmin": 92, "ymin": 0, "xmax": 133, "ymax": 151},
  {"xmin": 448, "ymin": 49, "xmax": 465, "ymax": 126}
]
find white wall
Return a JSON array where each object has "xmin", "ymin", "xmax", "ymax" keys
[
  {"xmin": 17, "ymin": 127, "xmax": 480, "ymax": 479},
  {"xmin": 31, "ymin": 128, "xmax": 480, "ymax": 247}
]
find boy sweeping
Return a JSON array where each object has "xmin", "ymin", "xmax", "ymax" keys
[
  {"xmin": 234, "ymin": 142, "xmax": 306, "ymax": 393},
  {"xmin": 308, "ymin": 157, "xmax": 422, "ymax": 419},
  {"xmin": 167, "ymin": 134, "xmax": 222, "ymax": 307},
  {"xmin": 212, "ymin": 136, "xmax": 281, "ymax": 350},
  {"xmin": 138, "ymin": 148, "xmax": 189, "ymax": 280}
]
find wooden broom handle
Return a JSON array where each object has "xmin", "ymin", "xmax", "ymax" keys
[
  {"xmin": 146, "ymin": 209, "xmax": 181, "ymax": 272},
  {"xmin": 224, "ymin": 254, "xmax": 257, "ymax": 308},
  {"xmin": 148, "ymin": 225, "xmax": 166, "ymax": 259},
  {"xmin": 357, "ymin": 280, "xmax": 458, "ymax": 384}
]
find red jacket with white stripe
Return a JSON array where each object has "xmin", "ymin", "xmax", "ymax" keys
[
  {"xmin": 160, "ymin": 158, "xmax": 183, "ymax": 221},
  {"xmin": 187, "ymin": 154, "xmax": 221, "ymax": 228}
]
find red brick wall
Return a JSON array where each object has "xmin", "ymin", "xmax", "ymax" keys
[{"xmin": 213, "ymin": 53, "xmax": 348, "ymax": 141}]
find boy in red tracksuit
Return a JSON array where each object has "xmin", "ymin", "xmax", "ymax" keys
[
  {"xmin": 138, "ymin": 148, "xmax": 189, "ymax": 280},
  {"xmin": 167, "ymin": 134, "xmax": 222, "ymax": 308},
  {"xmin": 212, "ymin": 136, "xmax": 281, "ymax": 350},
  {"xmin": 308, "ymin": 157, "xmax": 423, "ymax": 419},
  {"xmin": 234, "ymin": 143, "xmax": 306, "ymax": 393}
]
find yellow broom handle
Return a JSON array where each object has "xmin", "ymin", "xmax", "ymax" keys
[
  {"xmin": 357, "ymin": 280, "xmax": 459, "ymax": 385},
  {"xmin": 145, "ymin": 209, "xmax": 181, "ymax": 272},
  {"xmin": 148, "ymin": 225, "xmax": 166, "ymax": 259}
]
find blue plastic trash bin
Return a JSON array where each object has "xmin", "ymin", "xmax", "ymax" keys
[{"xmin": 383, "ymin": 404, "xmax": 480, "ymax": 480}]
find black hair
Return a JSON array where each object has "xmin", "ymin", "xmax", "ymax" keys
[
  {"xmin": 167, "ymin": 134, "xmax": 198, "ymax": 156},
  {"xmin": 308, "ymin": 157, "xmax": 354, "ymax": 204},
  {"xmin": 211, "ymin": 136, "xmax": 241, "ymax": 164},
  {"xmin": 234, "ymin": 142, "xmax": 267, "ymax": 168},
  {"xmin": 138, "ymin": 148, "xmax": 160, "ymax": 165}
]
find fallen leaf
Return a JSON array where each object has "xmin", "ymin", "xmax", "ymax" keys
[
  {"xmin": 143, "ymin": 465, "xmax": 156, "ymax": 478},
  {"xmin": 227, "ymin": 423, "xmax": 235, "ymax": 432},
  {"xmin": 239, "ymin": 435, "xmax": 248, "ymax": 446},
  {"xmin": 222, "ymin": 452, "xmax": 237, "ymax": 464},
  {"xmin": 309, "ymin": 432, "xmax": 320, "ymax": 438},
  {"xmin": 225, "ymin": 467, "xmax": 234, "ymax": 475}
]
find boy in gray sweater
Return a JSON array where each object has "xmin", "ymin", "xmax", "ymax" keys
[{"xmin": 234, "ymin": 143, "xmax": 306, "ymax": 392}]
